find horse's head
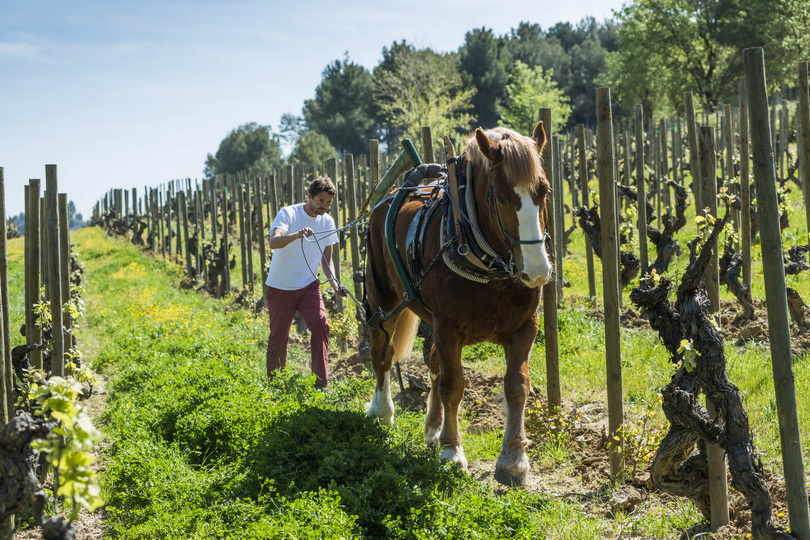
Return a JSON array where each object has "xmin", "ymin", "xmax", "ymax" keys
[{"xmin": 466, "ymin": 122, "xmax": 553, "ymax": 288}]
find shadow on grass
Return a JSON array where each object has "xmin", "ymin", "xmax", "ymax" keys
[{"xmin": 241, "ymin": 406, "xmax": 468, "ymax": 537}]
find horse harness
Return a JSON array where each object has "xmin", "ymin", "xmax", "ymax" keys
[
  {"xmin": 365, "ymin": 154, "xmax": 549, "ymax": 332},
  {"xmin": 405, "ymin": 155, "xmax": 549, "ymax": 289}
]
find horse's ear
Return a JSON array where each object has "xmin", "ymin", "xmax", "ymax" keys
[
  {"xmin": 475, "ymin": 128, "xmax": 501, "ymax": 162},
  {"xmin": 533, "ymin": 121, "xmax": 547, "ymax": 154}
]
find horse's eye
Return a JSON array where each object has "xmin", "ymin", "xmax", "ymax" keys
[{"xmin": 497, "ymin": 195, "xmax": 507, "ymax": 204}]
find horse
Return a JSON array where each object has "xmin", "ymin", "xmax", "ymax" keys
[{"xmin": 363, "ymin": 123, "xmax": 552, "ymax": 486}]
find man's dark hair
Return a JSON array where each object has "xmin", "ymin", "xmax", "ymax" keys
[{"xmin": 308, "ymin": 177, "xmax": 336, "ymax": 198}]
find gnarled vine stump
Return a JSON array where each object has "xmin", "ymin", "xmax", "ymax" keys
[
  {"xmin": 574, "ymin": 204, "xmax": 640, "ymax": 288},
  {"xmin": 719, "ymin": 239, "xmax": 756, "ymax": 320},
  {"xmin": 630, "ymin": 216, "xmax": 789, "ymax": 539}
]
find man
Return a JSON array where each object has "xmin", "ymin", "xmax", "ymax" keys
[{"xmin": 265, "ymin": 177, "xmax": 346, "ymax": 388}]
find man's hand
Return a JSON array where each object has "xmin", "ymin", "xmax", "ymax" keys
[
  {"xmin": 337, "ymin": 286, "xmax": 349, "ymax": 298},
  {"xmin": 297, "ymin": 228, "xmax": 314, "ymax": 239}
]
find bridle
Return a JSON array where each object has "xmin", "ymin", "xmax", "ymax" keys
[{"xmin": 483, "ymin": 163, "xmax": 550, "ymax": 274}]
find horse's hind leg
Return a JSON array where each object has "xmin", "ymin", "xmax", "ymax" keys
[
  {"xmin": 495, "ymin": 320, "xmax": 537, "ymax": 486},
  {"xmin": 424, "ymin": 337, "xmax": 442, "ymax": 447},
  {"xmin": 366, "ymin": 309, "xmax": 419, "ymax": 427}
]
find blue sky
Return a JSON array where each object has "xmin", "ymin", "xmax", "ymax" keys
[{"xmin": 1, "ymin": 0, "xmax": 623, "ymax": 219}]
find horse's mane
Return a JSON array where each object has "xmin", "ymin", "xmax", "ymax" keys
[{"xmin": 463, "ymin": 127, "xmax": 543, "ymax": 191}]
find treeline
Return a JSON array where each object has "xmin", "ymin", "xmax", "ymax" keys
[
  {"xmin": 205, "ymin": 1, "xmax": 810, "ymax": 181},
  {"xmin": 6, "ymin": 200, "xmax": 84, "ymax": 237}
]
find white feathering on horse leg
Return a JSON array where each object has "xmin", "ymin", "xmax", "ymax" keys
[
  {"xmin": 440, "ymin": 446, "xmax": 469, "ymax": 471},
  {"xmin": 365, "ymin": 371, "xmax": 395, "ymax": 427}
]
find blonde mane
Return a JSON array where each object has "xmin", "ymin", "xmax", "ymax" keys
[{"xmin": 463, "ymin": 127, "xmax": 543, "ymax": 190}]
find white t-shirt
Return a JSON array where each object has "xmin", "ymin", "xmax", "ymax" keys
[{"xmin": 265, "ymin": 203, "xmax": 339, "ymax": 290}]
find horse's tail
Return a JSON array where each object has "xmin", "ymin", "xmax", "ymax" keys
[{"xmin": 391, "ymin": 308, "xmax": 419, "ymax": 363}]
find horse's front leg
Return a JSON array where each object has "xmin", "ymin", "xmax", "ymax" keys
[
  {"xmin": 428, "ymin": 329, "xmax": 467, "ymax": 471},
  {"xmin": 366, "ymin": 322, "xmax": 396, "ymax": 427},
  {"xmin": 495, "ymin": 319, "xmax": 537, "ymax": 486}
]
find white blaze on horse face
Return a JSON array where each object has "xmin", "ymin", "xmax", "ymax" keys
[{"xmin": 515, "ymin": 187, "xmax": 552, "ymax": 287}]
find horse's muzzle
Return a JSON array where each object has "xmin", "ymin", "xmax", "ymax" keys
[{"xmin": 521, "ymin": 272, "xmax": 550, "ymax": 289}]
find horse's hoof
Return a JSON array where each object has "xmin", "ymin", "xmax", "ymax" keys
[
  {"xmin": 439, "ymin": 447, "xmax": 468, "ymax": 471},
  {"xmin": 493, "ymin": 466, "xmax": 528, "ymax": 487},
  {"xmin": 424, "ymin": 427, "xmax": 441, "ymax": 448}
]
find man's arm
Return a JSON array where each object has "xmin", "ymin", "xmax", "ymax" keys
[{"xmin": 269, "ymin": 226, "xmax": 314, "ymax": 249}]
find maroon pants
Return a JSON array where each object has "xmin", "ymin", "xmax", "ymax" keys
[{"xmin": 265, "ymin": 281, "xmax": 330, "ymax": 387}]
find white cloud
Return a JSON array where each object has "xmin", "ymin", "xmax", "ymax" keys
[{"xmin": 0, "ymin": 41, "xmax": 42, "ymax": 59}]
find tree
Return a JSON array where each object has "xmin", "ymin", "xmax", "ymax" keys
[
  {"xmin": 288, "ymin": 131, "xmax": 338, "ymax": 169},
  {"xmin": 499, "ymin": 61, "xmax": 571, "ymax": 135},
  {"xmin": 568, "ymin": 39, "xmax": 610, "ymax": 126},
  {"xmin": 607, "ymin": 0, "xmax": 810, "ymax": 114},
  {"xmin": 278, "ymin": 113, "xmax": 305, "ymax": 149},
  {"xmin": 458, "ymin": 28, "xmax": 512, "ymax": 129},
  {"xmin": 505, "ymin": 22, "xmax": 571, "ymax": 92},
  {"xmin": 303, "ymin": 55, "xmax": 378, "ymax": 156},
  {"xmin": 205, "ymin": 123, "xmax": 283, "ymax": 177},
  {"xmin": 505, "ymin": 19, "xmax": 617, "ymax": 127},
  {"xmin": 374, "ymin": 44, "xmax": 474, "ymax": 146}
]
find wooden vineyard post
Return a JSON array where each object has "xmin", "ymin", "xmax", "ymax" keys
[
  {"xmin": 345, "ymin": 154, "xmax": 361, "ymax": 301},
  {"xmin": 45, "ymin": 165, "xmax": 65, "ymax": 377},
  {"xmin": 179, "ymin": 190, "xmax": 193, "ymax": 278},
  {"xmin": 0, "ymin": 169, "xmax": 10, "ymax": 540},
  {"xmin": 221, "ymin": 175, "xmax": 231, "ymax": 295},
  {"xmin": 685, "ymin": 92, "xmax": 702, "ymax": 213},
  {"xmin": 245, "ymin": 182, "xmax": 255, "ymax": 292},
  {"xmin": 740, "ymin": 80, "xmax": 753, "ymax": 293},
  {"xmin": 237, "ymin": 182, "xmax": 248, "ymax": 288},
  {"xmin": 799, "ymin": 62, "xmax": 810, "ymax": 242},
  {"xmin": 26, "ymin": 180, "xmax": 43, "ymax": 369},
  {"xmin": 210, "ymin": 175, "xmax": 218, "ymax": 247},
  {"xmin": 700, "ymin": 125, "xmax": 730, "ymax": 533},
  {"xmin": 577, "ymin": 124, "xmax": 597, "ymax": 298},
  {"xmin": 159, "ymin": 188, "xmax": 167, "ymax": 258},
  {"xmin": 595, "ymin": 88, "xmax": 624, "ymax": 479},
  {"xmin": 58, "ymin": 194, "xmax": 72, "ymax": 371},
  {"xmin": 421, "ymin": 127, "xmax": 435, "ymax": 162},
  {"xmin": 744, "ymin": 47, "xmax": 810, "ymax": 539},
  {"xmin": 254, "ymin": 176, "xmax": 268, "ymax": 298},
  {"xmin": 0, "ymin": 169, "xmax": 8, "ymax": 426},
  {"xmin": 699, "ymin": 127, "xmax": 720, "ymax": 312},
  {"xmin": 269, "ymin": 173, "xmax": 279, "ymax": 224},
  {"xmin": 569, "ymin": 134, "xmax": 579, "ymax": 215},
  {"xmin": 326, "ymin": 157, "xmax": 346, "ymax": 353},
  {"xmin": 724, "ymin": 105, "xmax": 738, "ymax": 236},
  {"xmin": 174, "ymin": 183, "xmax": 182, "ymax": 263},
  {"xmin": 539, "ymin": 108, "xmax": 561, "ymax": 411},
  {"xmin": 635, "ymin": 105, "xmax": 649, "ymax": 274},
  {"xmin": 552, "ymin": 135, "xmax": 565, "ymax": 300},
  {"xmin": 660, "ymin": 118, "xmax": 671, "ymax": 209}
]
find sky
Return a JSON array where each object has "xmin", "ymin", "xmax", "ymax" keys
[{"xmin": 1, "ymin": 0, "xmax": 624, "ymax": 219}]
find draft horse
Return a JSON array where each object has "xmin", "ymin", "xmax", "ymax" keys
[{"xmin": 364, "ymin": 123, "xmax": 552, "ymax": 486}]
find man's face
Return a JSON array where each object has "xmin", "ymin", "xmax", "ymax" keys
[{"xmin": 306, "ymin": 191, "xmax": 334, "ymax": 216}]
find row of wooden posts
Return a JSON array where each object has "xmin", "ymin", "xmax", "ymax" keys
[
  {"xmin": 0, "ymin": 166, "xmax": 79, "ymax": 536},
  {"xmin": 0, "ymin": 168, "xmax": 77, "ymax": 416},
  {"xmin": 92, "ymin": 51, "xmax": 809, "ymax": 536}
]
